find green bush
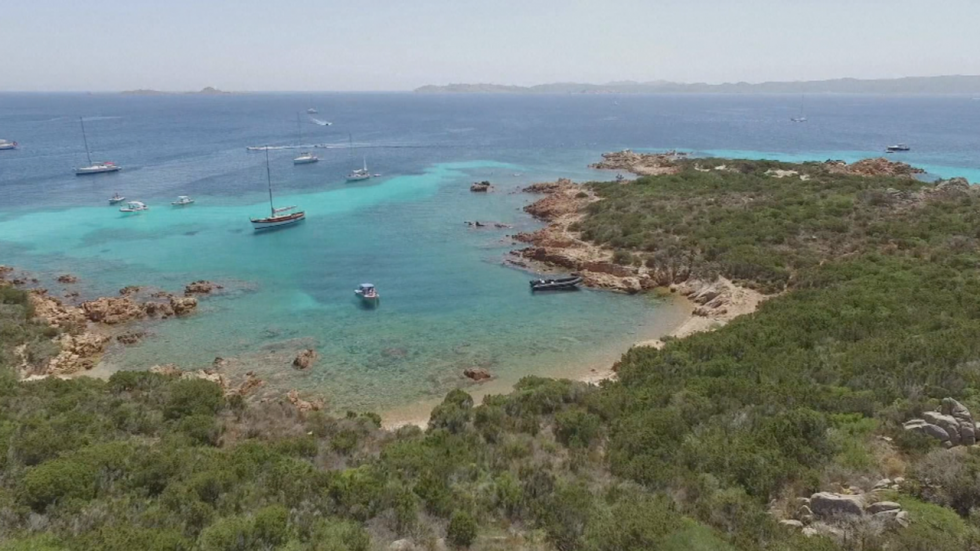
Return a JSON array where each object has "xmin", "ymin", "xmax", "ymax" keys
[{"xmin": 447, "ymin": 510, "xmax": 478, "ymax": 548}]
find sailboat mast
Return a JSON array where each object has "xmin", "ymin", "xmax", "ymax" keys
[
  {"xmin": 79, "ymin": 117, "xmax": 92, "ymax": 165},
  {"xmin": 297, "ymin": 113, "xmax": 301, "ymax": 144},
  {"xmin": 265, "ymin": 148, "xmax": 274, "ymax": 216},
  {"xmin": 348, "ymin": 132, "xmax": 354, "ymax": 167}
]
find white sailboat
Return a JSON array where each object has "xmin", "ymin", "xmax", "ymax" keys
[
  {"xmin": 345, "ymin": 133, "xmax": 372, "ymax": 182},
  {"xmin": 790, "ymin": 95, "xmax": 808, "ymax": 123},
  {"xmin": 251, "ymin": 149, "xmax": 306, "ymax": 231},
  {"xmin": 293, "ymin": 113, "xmax": 319, "ymax": 165},
  {"xmin": 0, "ymin": 139, "xmax": 17, "ymax": 150},
  {"xmin": 75, "ymin": 117, "xmax": 121, "ymax": 175}
]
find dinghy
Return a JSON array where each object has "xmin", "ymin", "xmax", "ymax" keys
[{"xmin": 530, "ymin": 275, "xmax": 583, "ymax": 292}]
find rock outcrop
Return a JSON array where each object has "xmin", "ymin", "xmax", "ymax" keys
[
  {"xmin": 45, "ymin": 333, "xmax": 112, "ymax": 374},
  {"xmin": 81, "ymin": 296, "xmax": 147, "ymax": 324},
  {"xmin": 824, "ymin": 158, "xmax": 925, "ymax": 178},
  {"xmin": 903, "ymin": 397, "xmax": 976, "ymax": 448},
  {"xmin": 470, "ymin": 181, "xmax": 492, "ymax": 192},
  {"xmin": 184, "ymin": 280, "xmax": 222, "ymax": 296},
  {"xmin": 589, "ymin": 149, "xmax": 686, "ymax": 176},
  {"xmin": 169, "ymin": 296, "xmax": 198, "ymax": 316},
  {"xmin": 810, "ymin": 492, "xmax": 865, "ymax": 518},
  {"xmin": 116, "ymin": 331, "xmax": 146, "ymax": 345},
  {"xmin": 287, "ymin": 390, "xmax": 325, "ymax": 413},
  {"xmin": 293, "ymin": 349, "xmax": 319, "ymax": 370},
  {"xmin": 56, "ymin": 274, "xmax": 78, "ymax": 284}
]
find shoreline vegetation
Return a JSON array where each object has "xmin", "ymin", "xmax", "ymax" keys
[{"xmin": 6, "ymin": 153, "xmax": 980, "ymax": 549}]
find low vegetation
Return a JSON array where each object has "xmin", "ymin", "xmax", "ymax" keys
[{"xmin": 4, "ymin": 160, "xmax": 980, "ymax": 550}]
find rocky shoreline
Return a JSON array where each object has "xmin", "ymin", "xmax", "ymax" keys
[{"xmin": 507, "ymin": 177, "xmax": 766, "ymax": 343}]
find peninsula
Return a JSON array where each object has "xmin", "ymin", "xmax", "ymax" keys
[
  {"xmin": 3, "ymin": 154, "xmax": 980, "ymax": 550},
  {"xmin": 415, "ymin": 74, "xmax": 980, "ymax": 95}
]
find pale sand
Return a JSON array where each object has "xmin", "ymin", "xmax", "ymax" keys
[{"xmin": 381, "ymin": 279, "xmax": 767, "ymax": 430}]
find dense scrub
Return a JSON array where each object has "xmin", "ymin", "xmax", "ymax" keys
[{"xmin": 4, "ymin": 161, "xmax": 980, "ymax": 549}]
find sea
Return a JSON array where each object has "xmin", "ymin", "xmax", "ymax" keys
[{"xmin": 2, "ymin": 93, "xmax": 980, "ymax": 416}]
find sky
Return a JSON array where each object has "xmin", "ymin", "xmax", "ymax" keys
[{"xmin": 1, "ymin": 0, "xmax": 979, "ymax": 92}]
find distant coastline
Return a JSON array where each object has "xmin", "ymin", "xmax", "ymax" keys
[
  {"xmin": 121, "ymin": 86, "xmax": 234, "ymax": 96},
  {"xmin": 415, "ymin": 75, "xmax": 980, "ymax": 95}
]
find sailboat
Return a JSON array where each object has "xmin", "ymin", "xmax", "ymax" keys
[
  {"xmin": 790, "ymin": 95, "xmax": 808, "ymax": 123},
  {"xmin": 251, "ymin": 149, "xmax": 306, "ymax": 231},
  {"xmin": 293, "ymin": 113, "xmax": 319, "ymax": 165},
  {"xmin": 75, "ymin": 117, "xmax": 121, "ymax": 175},
  {"xmin": 345, "ymin": 133, "xmax": 372, "ymax": 182}
]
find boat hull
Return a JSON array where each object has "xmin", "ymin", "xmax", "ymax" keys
[
  {"xmin": 251, "ymin": 211, "xmax": 306, "ymax": 230},
  {"xmin": 0, "ymin": 144, "xmax": 16, "ymax": 151},
  {"xmin": 346, "ymin": 175, "xmax": 371, "ymax": 182},
  {"xmin": 76, "ymin": 166, "xmax": 121, "ymax": 175},
  {"xmin": 293, "ymin": 157, "xmax": 319, "ymax": 165},
  {"xmin": 530, "ymin": 276, "xmax": 583, "ymax": 292}
]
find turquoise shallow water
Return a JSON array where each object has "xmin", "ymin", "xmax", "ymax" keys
[{"xmin": 2, "ymin": 93, "xmax": 980, "ymax": 413}]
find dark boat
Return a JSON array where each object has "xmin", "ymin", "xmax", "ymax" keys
[
  {"xmin": 886, "ymin": 144, "xmax": 911, "ymax": 152},
  {"xmin": 530, "ymin": 275, "xmax": 583, "ymax": 292}
]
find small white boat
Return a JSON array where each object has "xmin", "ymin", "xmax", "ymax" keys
[
  {"xmin": 119, "ymin": 201, "xmax": 148, "ymax": 213},
  {"xmin": 293, "ymin": 152, "xmax": 319, "ymax": 164},
  {"xmin": 75, "ymin": 117, "xmax": 121, "ymax": 175},
  {"xmin": 355, "ymin": 283, "xmax": 380, "ymax": 305},
  {"xmin": 790, "ymin": 95, "xmax": 807, "ymax": 122},
  {"xmin": 172, "ymin": 195, "xmax": 195, "ymax": 206},
  {"xmin": 345, "ymin": 134, "xmax": 372, "ymax": 182},
  {"xmin": 251, "ymin": 150, "xmax": 306, "ymax": 231},
  {"xmin": 109, "ymin": 193, "xmax": 126, "ymax": 204},
  {"xmin": 886, "ymin": 144, "xmax": 911, "ymax": 152},
  {"xmin": 0, "ymin": 139, "xmax": 17, "ymax": 150},
  {"xmin": 307, "ymin": 107, "xmax": 318, "ymax": 114}
]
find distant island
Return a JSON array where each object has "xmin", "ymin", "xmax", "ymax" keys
[
  {"xmin": 415, "ymin": 75, "xmax": 980, "ymax": 95},
  {"xmin": 120, "ymin": 86, "xmax": 234, "ymax": 96}
]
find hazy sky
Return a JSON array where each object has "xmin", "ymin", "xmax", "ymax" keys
[{"xmin": 2, "ymin": 0, "xmax": 979, "ymax": 91}]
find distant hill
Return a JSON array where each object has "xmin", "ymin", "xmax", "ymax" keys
[
  {"xmin": 121, "ymin": 87, "xmax": 234, "ymax": 96},
  {"xmin": 415, "ymin": 76, "xmax": 980, "ymax": 95}
]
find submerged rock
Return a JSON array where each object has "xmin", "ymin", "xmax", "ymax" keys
[
  {"xmin": 116, "ymin": 331, "xmax": 146, "ymax": 345},
  {"xmin": 463, "ymin": 368, "xmax": 492, "ymax": 382},
  {"xmin": 293, "ymin": 348, "xmax": 319, "ymax": 370},
  {"xmin": 56, "ymin": 274, "xmax": 78, "ymax": 284},
  {"xmin": 470, "ymin": 181, "xmax": 492, "ymax": 192},
  {"xmin": 184, "ymin": 280, "xmax": 222, "ymax": 296}
]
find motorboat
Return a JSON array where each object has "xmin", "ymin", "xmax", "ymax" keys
[
  {"xmin": 293, "ymin": 152, "xmax": 319, "ymax": 164},
  {"xmin": 530, "ymin": 275, "xmax": 583, "ymax": 292},
  {"xmin": 250, "ymin": 149, "xmax": 306, "ymax": 231},
  {"xmin": 886, "ymin": 144, "xmax": 911, "ymax": 152},
  {"xmin": 75, "ymin": 117, "xmax": 121, "ymax": 175},
  {"xmin": 0, "ymin": 139, "xmax": 17, "ymax": 150},
  {"xmin": 109, "ymin": 193, "xmax": 126, "ymax": 204},
  {"xmin": 119, "ymin": 201, "xmax": 148, "ymax": 213},
  {"xmin": 172, "ymin": 195, "xmax": 195, "ymax": 206},
  {"xmin": 355, "ymin": 283, "xmax": 380, "ymax": 305}
]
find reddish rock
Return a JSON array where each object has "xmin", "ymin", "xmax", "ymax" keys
[
  {"xmin": 463, "ymin": 368, "xmax": 492, "ymax": 382},
  {"xmin": 116, "ymin": 331, "xmax": 146, "ymax": 345},
  {"xmin": 56, "ymin": 274, "xmax": 78, "ymax": 284},
  {"xmin": 81, "ymin": 296, "xmax": 146, "ymax": 324},
  {"xmin": 169, "ymin": 296, "xmax": 198, "ymax": 316},
  {"xmin": 119, "ymin": 285, "xmax": 142, "ymax": 296}
]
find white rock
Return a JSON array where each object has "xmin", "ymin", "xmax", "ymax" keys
[{"xmin": 867, "ymin": 501, "xmax": 901, "ymax": 514}]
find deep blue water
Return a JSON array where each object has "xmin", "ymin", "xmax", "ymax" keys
[{"xmin": 2, "ymin": 93, "xmax": 979, "ymax": 414}]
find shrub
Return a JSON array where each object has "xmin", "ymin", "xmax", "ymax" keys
[
  {"xmin": 447, "ymin": 510, "xmax": 478, "ymax": 548},
  {"xmin": 164, "ymin": 379, "xmax": 223, "ymax": 420}
]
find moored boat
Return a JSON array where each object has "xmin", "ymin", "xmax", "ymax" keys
[
  {"xmin": 345, "ymin": 133, "xmax": 373, "ymax": 182},
  {"xmin": 307, "ymin": 107, "xmax": 318, "ymax": 114},
  {"xmin": 293, "ymin": 152, "xmax": 319, "ymax": 164},
  {"xmin": 172, "ymin": 195, "xmax": 195, "ymax": 206},
  {"xmin": 886, "ymin": 143, "xmax": 911, "ymax": 152},
  {"xmin": 119, "ymin": 201, "xmax": 148, "ymax": 213},
  {"xmin": 530, "ymin": 275, "xmax": 583, "ymax": 292},
  {"xmin": 0, "ymin": 139, "xmax": 17, "ymax": 150},
  {"xmin": 251, "ymin": 149, "xmax": 306, "ymax": 231},
  {"xmin": 109, "ymin": 192, "xmax": 126, "ymax": 204},
  {"xmin": 75, "ymin": 117, "xmax": 121, "ymax": 175},
  {"xmin": 355, "ymin": 283, "xmax": 380, "ymax": 305}
]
